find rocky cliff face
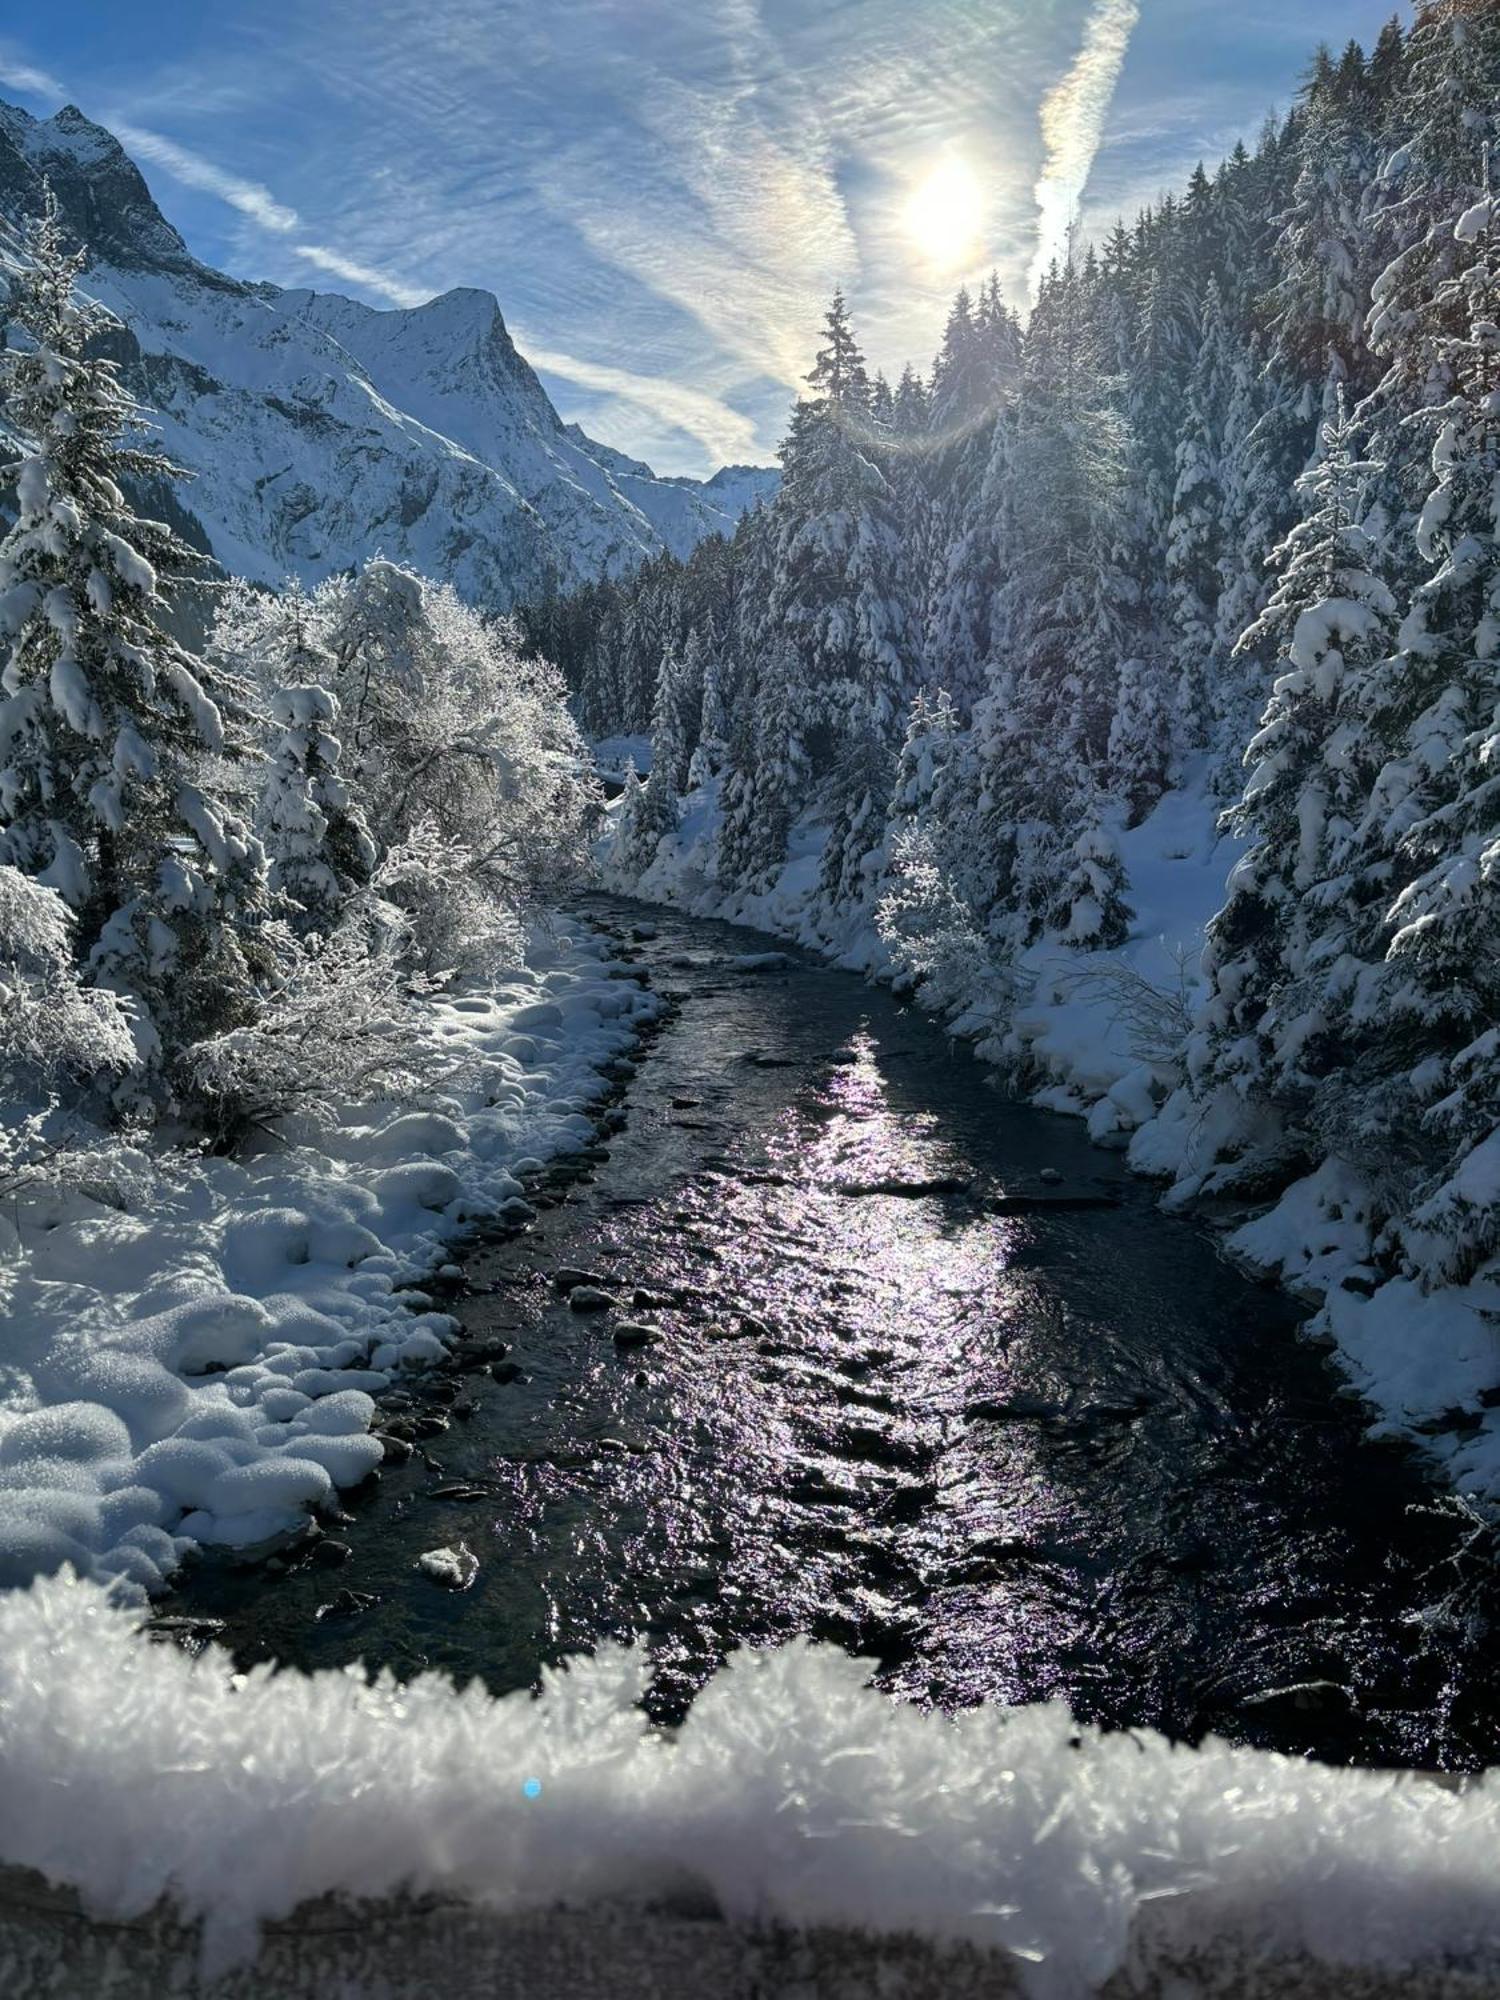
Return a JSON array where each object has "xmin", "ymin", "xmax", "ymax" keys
[{"xmin": 0, "ymin": 100, "xmax": 777, "ymax": 604}]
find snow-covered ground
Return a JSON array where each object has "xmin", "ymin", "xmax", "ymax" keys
[
  {"xmin": 0, "ymin": 918, "xmax": 657, "ymax": 1598},
  {"xmin": 2, "ymin": 1567, "xmax": 1498, "ymax": 1992},
  {"xmin": 603, "ymin": 775, "xmax": 1500, "ymax": 1511}
]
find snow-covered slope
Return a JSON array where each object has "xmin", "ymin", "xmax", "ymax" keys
[{"xmin": 0, "ymin": 100, "xmax": 774, "ymax": 601}]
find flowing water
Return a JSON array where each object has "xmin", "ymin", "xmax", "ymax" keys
[{"xmin": 167, "ymin": 897, "xmax": 1500, "ymax": 1768}]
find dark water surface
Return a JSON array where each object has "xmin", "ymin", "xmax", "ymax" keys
[{"xmin": 167, "ymin": 897, "xmax": 1500, "ymax": 1768}]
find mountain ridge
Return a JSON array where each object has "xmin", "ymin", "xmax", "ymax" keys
[{"xmin": 0, "ymin": 98, "xmax": 777, "ymax": 603}]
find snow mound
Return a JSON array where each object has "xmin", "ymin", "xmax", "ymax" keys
[
  {"xmin": 1, "ymin": 1570, "xmax": 1498, "ymax": 1992},
  {"xmin": 0, "ymin": 920, "xmax": 658, "ymax": 1598}
]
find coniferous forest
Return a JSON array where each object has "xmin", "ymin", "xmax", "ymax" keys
[{"xmin": 533, "ymin": 4, "xmax": 1500, "ymax": 1301}]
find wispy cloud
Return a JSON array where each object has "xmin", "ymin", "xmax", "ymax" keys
[
  {"xmin": 0, "ymin": 50, "xmax": 66, "ymax": 100},
  {"xmin": 517, "ymin": 331, "xmax": 761, "ymax": 466},
  {"xmin": 289, "ymin": 242, "xmax": 424, "ymax": 305},
  {"xmin": 1029, "ymin": 0, "xmax": 1141, "ymax": 298},
  {"xmin": 110, "ymin": 120, "xmax": 299, "ymax": 233}
]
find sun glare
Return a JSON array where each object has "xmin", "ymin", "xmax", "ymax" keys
[{"xmin": 903, "ymin": 153, "xmax": 984, "ymax": 273}]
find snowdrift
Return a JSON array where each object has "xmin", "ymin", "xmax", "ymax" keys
[{"xmin": 0, "ymin": 921, "xmax": 658, "ymax": 1597}]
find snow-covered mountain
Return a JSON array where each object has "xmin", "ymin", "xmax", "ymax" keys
[{"xmin": 0, "ymin": 100, "xmax": 778, "ymax": 603}]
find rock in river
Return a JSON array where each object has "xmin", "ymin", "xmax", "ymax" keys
[{"xmin": 417, "ymin": 1543, "xmax": 479, "ymax": 1590}]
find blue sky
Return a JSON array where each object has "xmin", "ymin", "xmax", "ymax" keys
[{"xmin": 0, "ymin": 1, "xmax": 1409, "ymax": 476}]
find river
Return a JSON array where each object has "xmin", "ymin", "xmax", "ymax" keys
[{"xmin": 164, "ymin": 897, "xmax": 1500, "ymax": 1769}]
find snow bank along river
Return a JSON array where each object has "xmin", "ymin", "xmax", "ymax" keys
[{"xmin": 166, "ymin": 897, "xmax": 1500, "ymax": 1769}]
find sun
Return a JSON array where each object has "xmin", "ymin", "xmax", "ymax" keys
[{"xmin": 903, "ymin": 153, "xmax": 984, "ymax": 273}]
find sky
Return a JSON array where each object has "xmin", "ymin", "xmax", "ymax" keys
[{"xmin": 0, "ymin": 0, "xmax": 1410, "ymax": 478}]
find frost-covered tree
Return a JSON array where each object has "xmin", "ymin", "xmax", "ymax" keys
[
  {"xmin": 0, "ymin": 189, "xmax": 267, "ymax": 1065},
  {"xmin": 318, "ymin": 560, "xmax": 596, "ymax": 964},
  {"xmin": 0, "ymin": 865, "xmax": 140, "ymax": 1194}
]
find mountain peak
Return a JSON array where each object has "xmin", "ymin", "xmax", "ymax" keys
[{"xmin": 0, "ymin": 94, "xmax": 198, "ymax": 277}]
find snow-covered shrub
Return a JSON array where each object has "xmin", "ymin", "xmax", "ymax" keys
[
  {"xmin": 1053, "ymin": 950, "xmax": 1195, "ymax": 1071},
  {"xmin": 1056, "ymin": 820, "xmax": 1133, "ymax": 950},
  {"xmin": 184, "ymin": 909, "xmax": 466, "ymax": 1136},
  {"xmin": 0, "ymin": 864, "xmax": 139, "ymax": 1192}
]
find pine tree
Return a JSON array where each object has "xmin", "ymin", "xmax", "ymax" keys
[
  {"xmin": 1056, "ymin": 810, "xmax": 1133, "ymax": 950},
  {"xmin": 1192, "ymin": 394, "xmax": 1397, "ymax": 1109},
  {"xmin": 0, "ymin": 189, "xmax": 265, "ymax": 1063},
  {"xmin": 634, "ymin": 642, "xmax": 690, "ymax": 861},
  {"xmin": 686, "ymin": 631, "xmax": 730, "ymax": 790},
  {"xmin": 1108, "ymin": 655, "xmax": 1174, "ymax": 824},
  {"xmin": 715, "ymin": 639, "xmax": 810, "ymax": 892},
  {"xmin": 1167, "ymin": 281, "xmax": 1231, "ymax": 743},
  {"xmin": 769, "ymin": 292, "xmax": 912, "ymax": 736},
  {"xmin": 1343, "ymin": 170, "xmax": 1500, "ymax": 1278}
]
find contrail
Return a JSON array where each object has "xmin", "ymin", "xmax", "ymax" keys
[
  {"xmin": 111, "ymin": 122, "xmax": 300, "ymax": 236},
  {"xmin": 1028, "ymin": 0, "xmax": 1141, "ymax": 299}
]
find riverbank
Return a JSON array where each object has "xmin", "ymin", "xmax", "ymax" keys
[
  {"xmin": 602, "ymin": 780, "xmax": 1500, "ymax": 1515},
  {"xmin": 0, "ymin": 916, "xmax": 659, "ymax": 1598}
]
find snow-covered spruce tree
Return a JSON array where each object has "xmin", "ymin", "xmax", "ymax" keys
[
  {"xmin": 632, "ymin": 642, "xmax": 690, "ymax": 869},
  {"xmin": 714, "ymin": 639, "xmax": 810, "ymax": 894},
  {"xmin": 1271, "ymin": 41, "xmax": 1384, "ymax": 400},
  {"xmin": 0, "ymin": 188, "xmax": 268, "ymax": 1072},
  {"xmin": 769, "ymin": 291, "xmax": 913, "ymax": 741},
  {"xmin": 815, "ymin": 700, "xmax": 893, "ymax": 926},
  {"xmin": 1191, "ymin": 393, "xmax": 1396, "ymax": 1123},
  {"xmin": 920, "ymin": 279, "xmax": 1021, "ymax": 708},
  {"xmin": 1346, "ymin": 183, "xmax": 1500, "ymax": 1282},
  {"xmin": 260, "ymin": 683, "xmax": 376, "ymax": 929},
  {"xmin": 1055, "ymin": 809, "xmax": 1133, "ymax": 951},
  {"xmin": 1107, "ymin": 654, "xmax": 1175, "ymax": 826},
  {"xmin": 1214, "ymin": 353, "xmax": 1322, "ymax": 768},
  {"xmin": 608, "ymin": 756, "xmax": 647, "ymax": 873},
  {"xmin": 987, "ymin": 279, "xmax": 1137, "ymax": 801},
  {"xmin": 686, "ymin": 630, "xmax": 730, "ymax": 790},
  {"xmin": 214, "ymin": 582, "xmax": 377, "ymax": 931},
  {"xmin": 1167, "ymin": 280, "xmax": 1231, "ymax": 745},
  {"xmin": 1123, "ymin": 258, "xmax": 1197, "ymax": 639}
]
